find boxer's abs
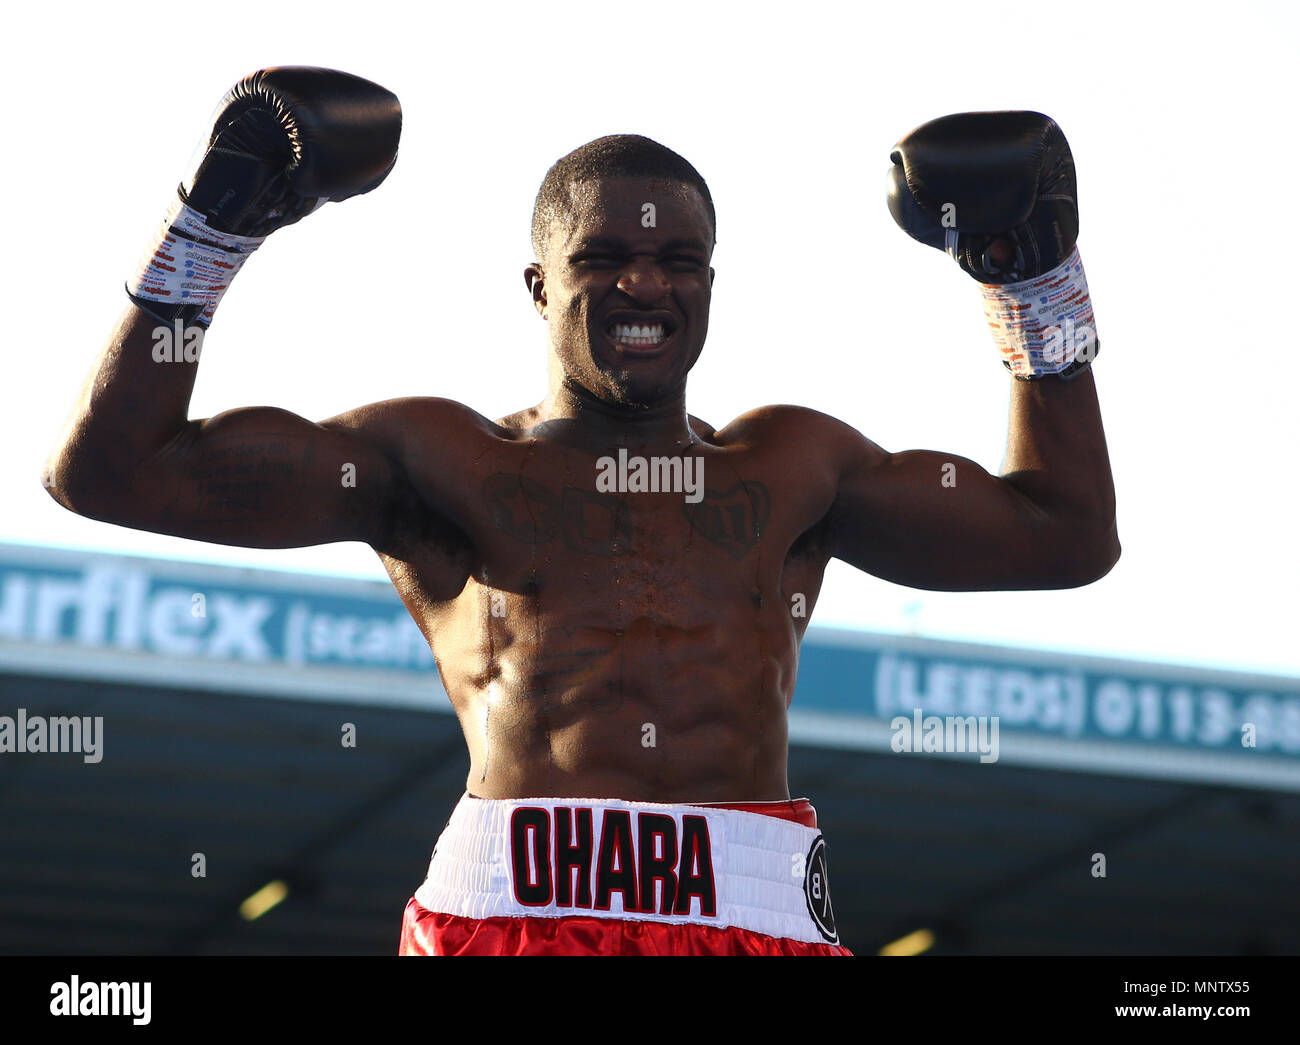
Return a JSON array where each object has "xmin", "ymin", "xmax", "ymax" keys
[
  {"xmin": 384, "ymin": 537, "xmax": 817, "ymax": 802},
  {"xmin": 434, "ymin": 593, "xmax": 800, "ymax": 802}
]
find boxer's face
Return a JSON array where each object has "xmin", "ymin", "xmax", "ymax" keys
[{"xmin": 527, "ymin": 176, "xmax": 715, "ymax": 409}]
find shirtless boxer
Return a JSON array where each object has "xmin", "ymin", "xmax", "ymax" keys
[{"xmin": 43, "ymin": 68, "xmax": 1118, "ymax": 955}]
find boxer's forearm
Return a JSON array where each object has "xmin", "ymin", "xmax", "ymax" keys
[
  {"xmin": 1001, "ymin": 368, "xmax": 1118, "ymax": 560},
  {"xmin": 44, "ymin": 305, "xmax": 201, "ymax": 508}
]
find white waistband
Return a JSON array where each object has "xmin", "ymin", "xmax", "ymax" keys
[{"xmin": 413, "ymin": 794, "xmax": 839, "ymax": 946}]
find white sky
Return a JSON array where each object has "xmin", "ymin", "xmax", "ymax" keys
[{"xmin": 5, "ymin": 0, "xmax": 1298, "ymax": 676}]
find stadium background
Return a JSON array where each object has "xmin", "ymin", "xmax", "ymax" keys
[{"xmin": 1, "ymin": 541, "xmax": 1296, "ymax": 956}]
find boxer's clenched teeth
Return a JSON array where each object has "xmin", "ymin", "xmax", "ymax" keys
[{"xmin": 608, "ymin": 322, "xmax": 667, "ymax": 347}]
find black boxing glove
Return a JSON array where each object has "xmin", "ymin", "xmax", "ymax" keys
[
  {"xmin": 887, "ymin": 111, "xmax": 1097, "ymax": 380},
  {"xmin": 128, "ymin": 67, "xmax": 401, "ymax": 328}
]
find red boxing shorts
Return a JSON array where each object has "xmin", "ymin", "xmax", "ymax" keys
[{"xmin": 398, "ymin": 793, "xmax": 852, "ymax": 955}]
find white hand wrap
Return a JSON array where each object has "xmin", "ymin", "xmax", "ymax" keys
[
  {"xmin": 128, "ymin": 199, "xmax": 266, "ymax": 326},
  {"xmin": 978, "ymin": 248, "xmax": 1098, "ymax": 379}
]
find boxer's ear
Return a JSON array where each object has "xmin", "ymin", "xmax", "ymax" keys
[{"xmin": 524, "ymin": 263, "xmax": 546, "ymax": 317}]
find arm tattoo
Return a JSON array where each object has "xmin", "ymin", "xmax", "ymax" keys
[{"xmin": 184, "ymin": 435, "xmax": 302, "ymax": 520}]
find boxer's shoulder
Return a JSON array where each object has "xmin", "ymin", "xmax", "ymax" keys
[
  {"xmin": 328, "ymin": 396, "xmax": 520, "ymax": 457},
  {"xmin": 712, "ymin": 404, "xmax": 886, "ymax": 472},
  {"xmin": 711, "ymin": 403, "xmax": 818, "ymax": 438},
  {"xmin": 374, "ymin": 395, "xmax": 512, "ymax": 434}
]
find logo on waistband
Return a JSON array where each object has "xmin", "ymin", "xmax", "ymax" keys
[{"xmin": 804, "ymin": 835, "xmax": 838, "ymax": 943}]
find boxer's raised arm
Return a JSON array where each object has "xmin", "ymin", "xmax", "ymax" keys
[
  {"xmin": 44, "ymin": 67, "xmax": 413, "ymax": 550},
  {"xmin": 824, "ymin": 371, "xmax": 1118, "ymax": 590},
  {"xmin": 830, "ymin": 110, "xmax": 1118, "ymax": 589}
]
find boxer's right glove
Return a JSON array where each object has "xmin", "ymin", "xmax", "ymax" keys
[
  {"xmin": 887, "ymin": 111, "xmax": 1097, "ymax": 380},
  {"xmin": 128, "ymin": 67, "xmax": 402, "ymax": 328}
]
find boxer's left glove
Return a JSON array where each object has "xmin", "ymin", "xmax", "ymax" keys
[
  {"xmin": 128, "ymin": 67, "xmax": 402, "ymax": 328},
  {"xmin": 887, "ymin": 111, "xmax": 1097, "ymax": 380}
]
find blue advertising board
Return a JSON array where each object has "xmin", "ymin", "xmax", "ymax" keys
[{"xmin": 1, "ymin": 543, "xmax": 1296, "ymax": 790}]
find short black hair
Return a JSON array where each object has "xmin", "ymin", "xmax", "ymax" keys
[{"xmin": 531, "ymin": 134, "xmax": 716, "ymax": 260}]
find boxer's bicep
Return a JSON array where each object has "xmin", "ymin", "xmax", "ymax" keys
[
  {"xmin": 828, "ymin": 442, "xmax": 1082, "ymax": 591},
  {"xmin": 123, "ymin": 405, "xmax": 402, "ymax": 549}
]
